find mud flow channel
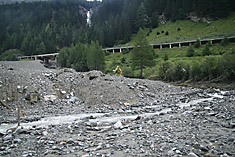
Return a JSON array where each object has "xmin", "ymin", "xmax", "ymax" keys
[{"xmin": 0, "ymin": 93, "xmax": 224, "ymax": 134}]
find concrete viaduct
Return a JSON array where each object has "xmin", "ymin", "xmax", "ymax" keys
[
  {"xmin": 103, "ymin": 36, "xmax": 235, "ymax": 53},
  {"xmin": 19, "ymin": 36, "xmax": 235, "ymax": 63},
  {"xmin": 19, "ymin": 53, "xmax": 59, "ymax": 65}
]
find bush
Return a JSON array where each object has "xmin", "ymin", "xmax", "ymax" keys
[
  {"xmin": 0, "ymin": 49, "xmax": 21, "ymax": 61},
  {"xmin": 144, "ymin": 67, "xmax": 156, "ymax": 79},
  {"xmin": 122, "ymin": 66, "xmax": 134, "ymax": 78},
  {"xmin": 159, "ymin": 61, "xmax": 190, "ymax": 81},
  {"xmin": 186, "ymin": 45, "xmax": 195, "ymax": 57},
  {"xmin": 194, "ymin": 39, "xmax": 201, "ymax": 48},
  {"xmin": 165, "ymin": 31, "xmax": 169, "ymax": 36},
  {"xmin": 168, "ymin": 61, "xmax": 190, "ymax": 81},
  {"xmin": 218, "ymin": 53, "xmax": 235, "ymax": 80},
  {"xmin": 163, "ymin": 54, "xmax": 169, "ymax": 61},
  {"xmin": 159, "ymin": 61, "xmax": 174, "ymax": 80},
  {"xmin": 164, "ymin": 64, "xmax": 176, "ymax": 81},
  {"xmin": 202, "ymin": 44, "xmax": 211, "ymax": 56},
  {"xmin": 190, "ymin": 61, "xmax": 202, "ymax": 81},
  {"xmin": 201, "ymin": 57, "xmax": 219, "ymax": 80},
  {"xmin": 121, "ymin": 57, "xmax": 126, "ymax": 63},
  {"xmin": 158, "ymin": 53, "xmax": 235, "ymax": 82},
  {"xmin": 178, "ymin": 61, "xmax": 190, "ymax": 81},
  {"xmin": 221, "ymin": 37, "xmax": 229, "ymax": 46},
  {"xmin": 122, "ymin": 49, "xmax": 130, "ymax": 54}
]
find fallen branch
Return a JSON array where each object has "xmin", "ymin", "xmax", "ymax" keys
[
  {"xmin": 0, "ymin": 100, "xmax": 13, "ymax": 109},
  {"xmin": 17, "ymin": 102, "xmax": 20, "ymax": 127}
]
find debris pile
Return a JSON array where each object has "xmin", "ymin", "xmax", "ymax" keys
[{"xmin": 0, "ymin": 61, "xmax": 234, "ymax": 156}]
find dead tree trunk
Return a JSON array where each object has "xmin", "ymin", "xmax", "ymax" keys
[
  {"xmin": 17, "ymin": 102, "xmax": 20, "ymax": 127},
  {"xmin": 0, "ymin": 100, "xmax": 13, "ymax": 110}
]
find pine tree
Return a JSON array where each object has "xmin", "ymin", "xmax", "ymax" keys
[
  {"xmin": 202, "ymin": 44, "xmax": 211, "ymax": 56},
  {"xmin": 194, "ymin": 39, "xmax": 201, "ymax": 48},
  {"xmin": 135, "ymin": 2, "xmax": 149, "ymax": 30},
  {"xmin": 36, "ymin": 42, "xmax": 46, "ymax": 54},
  {"xmin": 150, "ymin": 13, "xmax": 158, "ymax": 28},
  {"xmin": 58, "ymin": 47, "xmax": 69, "ymax": 68},
  {"xmin": 187, "ymin": 45, "xmax": 195, "ymax": 57},
  {"xmin": 131, "ymin": 28, "xmax": 155, "ymax": 78},
  {"xmin": 87, "ymin": 41, "xmax": 105, "ymax": 72}
]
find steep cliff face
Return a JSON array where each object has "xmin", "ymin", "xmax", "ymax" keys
[
  {"xmin": 78, "ymin": 5, "xmax": 88, "ymax": 17},
  {"xmin": 78, "ymin": 5, "xmax": 93, "ymax": 26}
]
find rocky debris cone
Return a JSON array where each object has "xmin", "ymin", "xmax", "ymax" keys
[{"xmin": 0, "ymin": 61, "xmax": 234, "ymax": 156}]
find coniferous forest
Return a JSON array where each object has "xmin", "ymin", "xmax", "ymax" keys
[{"xmin": 1, "ymin": 0, "xmax": 235, "ymax": 56}]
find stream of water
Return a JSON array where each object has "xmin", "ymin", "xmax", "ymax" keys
[
  {"xmin": 87, "ymin": 10, "xmax": 91, "ymax": 26},
  {"xmin": 0, "ymin": 93, "xmax": 224, "ymax": 134}
]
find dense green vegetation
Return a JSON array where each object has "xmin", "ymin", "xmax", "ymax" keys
[
  {"xmin": 106, "ymin": 42, "xmax": 235, "ymax": 82},
  {"xmin": 0, "ymin": 49, "xmax": 21, "ymax": 61},
  {"xmin": 0, "ymin": 0, "xmax": 100, "ymax": 55},
  {"xmin": 58, "ymin": 41, "xmax": 105, "ymax": 72}
]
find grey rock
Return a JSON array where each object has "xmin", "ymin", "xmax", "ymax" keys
[
  {"xmin": 3, "ymin": 134, "xmax": 13, "ymax": 141},
  {"xmin": 167, "ymin": 149, "xmax": 175, "ymax": 155},
  {"xmin": 22, "ymin": 151, "xmax": 29, "ymax": 157},
  {"xmin": 188, "ymin": 152, "xmax": 199, "ymax": 157},
  {"xmin": 13, "ymin": 138, "xmax": 22, "ymax": 143},
  {"xmin": 47, "ymin": 140, "xmax": 56, "ymax": 145},
  {"xmin": 114, "ymin": 121, "xmax": 123, "ymax": 129}
]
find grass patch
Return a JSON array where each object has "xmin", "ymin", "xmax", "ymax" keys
[
  {"xmin": 127, "ymin": 12, "xmax": 235, "ymax": 46},
  {"xmin": 20, "ymin": 58, "xmax": 33, "ymax": 61}
]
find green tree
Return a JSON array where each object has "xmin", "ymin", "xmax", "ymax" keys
[
  {"xmin": 135, "ymin": 2, "xmax": 149, "ymax": 30},
  {"xmin": 194, "ymin": 39, "xmax": 201, "ymax": 48},
  {"xmin": 202, "ymin": 44, "xmax": 211, "ymax": 56},
  {"xmin": 187, "ymin": 45, "xmax": 195, "ymax": 57},
  {"xmin": 150, "ymin": 13, "xmax": 158, "ymax": 28},
  {"xmin": 0, "ymin": 49, "xmax": 21, "ymax": 61},
  {"xmin": 221, "ymin": 37, "xmax": 229, "ymax": 46},
  {"xmin": 87, "ymin": 41, "xmax": 105, "ymax": 72},
  {"xmin": 36, "ymin": 42, "xmax": 46, "ymax": 54},
  {"xmin": 21, "ymin": 36, "xmax": 30, "ymax": 55},
  {"xmin": 72, "ymin": 43, "xmax": 88, "ymax": 72},
  {"xmin": 131, "ymin": 28, "xmax": 155, "ymax": 78},
  {"xmin": 58, "ymin": 47, "xmax": 69, "ymax": 68},
  {"xmin": 201, "ymin": 57, "xmax": 218, "ymax": 80},
  {"xmin": 190, "ymin": 61, "xmax": 202, "ymax": 81}
]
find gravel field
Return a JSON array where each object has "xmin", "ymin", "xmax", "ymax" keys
[{"xmin": 0, "ymin": 61, "xmax": 234, "ymax": 157}]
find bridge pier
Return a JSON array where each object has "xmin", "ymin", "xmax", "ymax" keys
[{"xmin": 44, "ymin": 58, "xmax": 49, "ymax": 65}]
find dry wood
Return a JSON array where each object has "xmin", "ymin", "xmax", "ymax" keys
[
  {"xmin": 0, "ymin": 99, "xmax": 13, "ymax": 109},
  {"xmin": 17, "ymin": 102, "xmax": 20, "ymax": 127}
]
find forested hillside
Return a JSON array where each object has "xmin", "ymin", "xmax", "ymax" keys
[
  {"xmin": 91, "ymin": 0, "xmax": 235, "ymax": 47},
  {"xmin": 0, "ymin": 0, "xmax": 100, "ymax": 55},
  {"xmin": 0, "ymin": 0, "xmax": 235, "ymax": 56}
]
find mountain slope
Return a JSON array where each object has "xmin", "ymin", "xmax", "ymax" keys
[{"xmin": 128, "ymin": 12, "xmax": 235, "ymax": 46}]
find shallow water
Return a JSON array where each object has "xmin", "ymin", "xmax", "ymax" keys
[{"xmin": 0, "ymin": 92, "xmax": 224, "ymax": 134}]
